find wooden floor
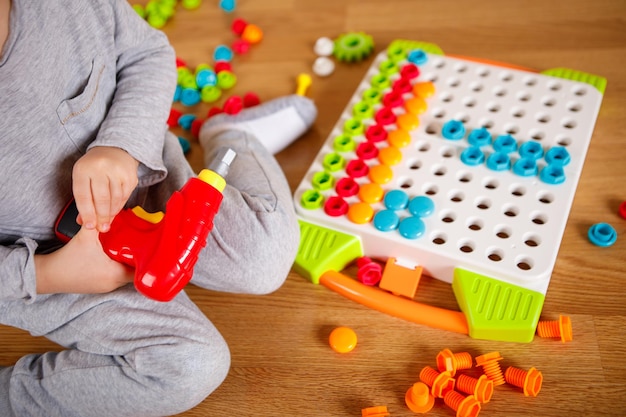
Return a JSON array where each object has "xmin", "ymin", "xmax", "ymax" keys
[{"xmin": 2, "ymin": 1, "xmax": 626, "ymax": 416}]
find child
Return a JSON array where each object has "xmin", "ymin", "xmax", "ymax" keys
[{"xmin": 0, "ymin": 1, "xmax": 316, "ymax": 416}]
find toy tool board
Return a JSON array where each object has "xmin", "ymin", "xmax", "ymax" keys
[{"xmin": 294, "ymin": 40, "xmax": 605, "ymax": 296}]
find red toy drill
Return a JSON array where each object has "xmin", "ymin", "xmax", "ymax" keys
[{"xmin": 97, "ymin": 147, "xmax": 236, "ymax": 302}]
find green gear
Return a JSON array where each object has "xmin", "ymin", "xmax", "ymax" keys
[{"xmin": 333, "ymin": 32, "xmax": 375, "ymax": 63}]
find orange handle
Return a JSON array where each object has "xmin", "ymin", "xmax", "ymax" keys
[{"xmin": 319, "ymin": 270, "xmax": 469, "ymax": 335}]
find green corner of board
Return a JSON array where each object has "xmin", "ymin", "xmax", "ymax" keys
[
  {"xmin": 452, "ymin": 268, "xmax": 545, "ymax": 343},
  {"xmin": 293, "ymin": 219, "xmax": 363, "ymax": 284}
]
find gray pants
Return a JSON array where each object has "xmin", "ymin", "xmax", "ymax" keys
[{"xmin": 0, "ymin": 128, "xmax": 300, "ymax": 416}]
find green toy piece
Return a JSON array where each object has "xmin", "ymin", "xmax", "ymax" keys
[
  {"xmin": 333, "ymin": 32, "xmax": 375, "ymax": 63},
  {"xmin": 452, "ymin": 268, "xmax": 545, "ymax": 343},
  {"xmin": 294, "ymin": 220, "xmax": 363, "ymax": 284}
]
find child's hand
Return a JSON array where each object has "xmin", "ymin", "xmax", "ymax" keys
[
  {"xmin": 35, "ymin": 226, "xmax": 134, "ymax": 294},
  {"xmin": 72, "ymin": 146, "xmax": 139, "ymax": 233}
]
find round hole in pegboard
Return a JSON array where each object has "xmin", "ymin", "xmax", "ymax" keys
[
  {"xmin": 431, "ymin": 108, "xmax": 446, "ymax": 119},
  {"xmin": 562, "ymin": 118, "xmax": 577, "ymax": 129},
  {"xmin": 463, "ymin": 97, "xmax": 477, "ymax": 108},
  {"xmin": 457, "ymin": 170, "xmax": 473, "ymax": 183},
  {"xmin": 542, "ymin": 96, "xmax": 556, "ymax": 107},
  {"xmin": 510, "ymin": 107, "xmax": 525, "ymax": 118},
  {"xmin": 502, "ymin": 204, "xmax": 519, "ymax": 217},
  {"xmin": 397, "ymin": 176, "xmax": 414, "ymax": 189},
  {"xmin": 422, "ymin": 73, "xmax": 438, "ymax": 83},
  {"xmin": 536, "ymin": 113, "xmax": 551, "ymax": 123},
  {"xmin": 487, "ymin": 247, "xmax": 504, "ymax": 262},
  {"xmin": 537, "ymin": 191, "xmax": 554, "ymax": 204},
  {"xmin": 416, "ymin": 140, "xmax": 431, "ymax": 152},
  {"xmin": 440, "ymin": 146, "xmax": 456, "ymax": 158},
  {"xmin": 431, "ymin": 231, "xmax": 448, "ymax": 245},
  {"xmin": 440, "ymin": 210, "xmax": 457, "ymax": 223},
  {"xmin": 482, "ymin": 177, "xmax": 500, "ymax": 190},
  {"xmin": 548, "ymin": 80, "xmax": 562, "ymax": 91},
  {"xmin": 529, "ymin": 129, "xmax": 545, "ymax": 141},
  {"xmin": 556, "ymin": 135, "xmax": 572, "ymax": 146},
  {"xmin": 425, "ymin": 123, "xmax": 439, "ymax": 134},
  {"xmin": 476, "ymin": 66, "xmax": 490, "ymax": 77},
  {"xmin": 499, "ymin": 71, "xmax": 514, "ymax": 82},
  {"xmin": 509, "ymin": 184, "xmax": 527, "ymax": 197},
  {"xmin": 504, "ymin": 124, "xmax": 519, "ymax": 135},
  {"xmin": 447, "ymin": 77, "xmax": 461, "ymax": 88},
  {"xmin": 432, "ymin": 164, "xmax": 447, "ymax": 176},
  {"xmin": 493, "ymin": 86, "xmax": 507, "ymax": 97},
  {"xmin": 523, "ymin": 232, "xmax": 542, "ymax": 247},
  {"xmin": 572, "ymin": 85, "xmax": 587, "ymax": 96},
  {"xmin": 523, "ymin": 76, "xmax": 538, "ymax": 87},
  {"xmin": 422, "ymin": 182, "xmax": 439, "ymax": 196},
  {"xmin": 454, "ymin": 112, "xmax": 471, "ymax": 123},
  {"xmin": 517, "ymin": 91, "xmax": 532, "ymax": 102},
  {"xmin": 467, "ymin": 217, "xmax": 484, "ymax": 231},
  {"xmin": 458, "ymin": 239, "xmax": 475, "ymax": 253},
  {"xmin": 475, "ymin": 197, "xmax": 492, "ymax": 210},
  {"xmin": 567, "ymin": 101, "xmax": 582, "ymax": 112},
  {"xmin": 434, "ymin": 58, "xmax": 446, "ymax": 69},
  {"xmin": 479, "ymin": 118, "xmax": 495, "ymax": 129},
  {"xmin": 408, "ymin": 158, "xmax": 422, "ymax": 170},
  {"xmin": 530, "ymin": 211, "xmax": 548, "ymax": 225},
  {"xmin": 448, "ymin": 189, "xmax": 465, "ymax": 203},
  {"xmin": 441, "ymin": 92, "xmax": 454, "ymax": 103},
  {"xmin": 470, "ymin": 82, "xmax": 484, "ymax": 92},
  {"xmin": 494, "ymin": 224, "xmax": 512, "ymax": 239},
  {"xmin": 516, "ymin": 256, "xmax": 534, "ymax": 271},
  {"xmin": 454, "ymin": 62, "xmax": 468, "ymax": 73},
  {"xmin": 487, "ymin": 102, "xmax": 501, "ymax": 113}
]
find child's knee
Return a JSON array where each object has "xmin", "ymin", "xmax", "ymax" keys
[{"xmin": 137, "ymin": 334, "xmax": 231, "ymax": 414}]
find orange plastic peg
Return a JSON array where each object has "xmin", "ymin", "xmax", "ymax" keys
[
  {"xmin": 504, "ymin": 366, "xmax": 543, "ymax": 397},
  {"xmin": 536, "ymin": 315, "xmax": 572, "ymax": 342},
  {"xmin": 443, "ymin": 390, "xmax": 481, "ymax": 417},
  {"xmin": 475, "ymin": 352, "xmax": 505, "ymax": 386},
  {"xmin": 419, "ymin": 365, "xmax": 455, "ymax": 398},
  {"xmin": 436, "ymin": 348, "xmax": 473, "ymax": 376},
  {"xmin": 405, "ymin": 382, "xmax": 435, "ymax": 413},
  {"xmin": 361, "ymin": 405, "xmax": 390, "ymax": 417},
  {"xmin": 456, "ymin": 374, "xmax": 494, "ymax": 403}
]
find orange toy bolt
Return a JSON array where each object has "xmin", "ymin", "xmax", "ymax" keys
[
  {"xmin": 536, "ymin": 315, "xmax": 573, "ymax": 342},
  {"xmin": 361, "ymin": 406, "xmax": 389, "ymax": 417},
  {"xmin": 504, "ymin": 366, "xmax": 543, "ymax": 397},
  {"xmin": 456, "ymin": 374, "xmax": 494, "ymax": 404},
  {"xmin": 443, "ymin": 390, "xmax": 481, "ymax": 417},
  {"xmin": 419, "ymin": 365, "xmax": 455, "ymax": 398},
  {"xmin": 405, "ymin": 382, "xmax": 435, "ymax": 414},
  {"xmin": 475, "ymin": 352, "xmax": 505, "ymax": 386},
  {"xmin": 436, "ymin": 348, "xmax": 473, "ymax": 376}
]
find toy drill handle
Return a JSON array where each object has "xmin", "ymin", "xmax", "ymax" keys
[{"xmin": 99, "ymin": 148, "xmax": 236, "ymax": 302}]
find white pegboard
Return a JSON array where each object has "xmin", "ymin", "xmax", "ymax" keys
[{"xmin": 294, "ymin": 44, "xmax": 604, "ymax": 295}]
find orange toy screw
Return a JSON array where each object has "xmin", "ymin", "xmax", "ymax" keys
[
  {"xmin": 456, "ymin": 374, "xmax": 494, "ymax": 403},
  {"xmin": 419, "ymin": 365, "xmax": 455, "ymax": 398},
  {"xmin": 361, "ymin": 405, "xmax": 390, "ymax": 417},
  {"xmin": 504, "ymin": 366, "xmax": 543, "ymax": 397},
  {"xmin": 443, "ymin": 390, "xmax": 481, "ymax": 417},
  {"xmin": 436, "ymin": 348, "xmax": 473, "ymax": 376},
  {"xmin": 536, "ymin": 315, "xmax": 573, "ymax": 342},
  {"xmin": 475, "ymin": 352, "xmax": 505, "ymax": 386},
  {"xmin": 405, "ymin": 382, "xmax": 435, "ymax": 414}
]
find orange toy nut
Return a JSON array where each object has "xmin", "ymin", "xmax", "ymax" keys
[{"xmin": 405, "ymin": 382, "xmax": 435, "ymax": 413}]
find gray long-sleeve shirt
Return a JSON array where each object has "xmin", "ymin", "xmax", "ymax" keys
[{"xmin": 0, "ymin": 0, "xmax": 177, "ymax": 302}]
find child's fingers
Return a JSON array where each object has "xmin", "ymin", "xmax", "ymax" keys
[{"xmin": 73, "ymin": 177, "xmax": 97, "ymax": 230}]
